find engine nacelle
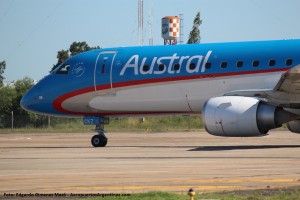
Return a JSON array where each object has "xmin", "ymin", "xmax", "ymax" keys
[
  {"xmin": 287, "ymin": 120, "xmax": 300, "ymax": 133},
  {"xmin": 202, "ymin": 96, "xmax": 297, "ymax": 137}
]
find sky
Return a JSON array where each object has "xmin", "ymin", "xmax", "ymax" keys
[{"xmin": 1, "ymin": 0, "xmax": 300, "ymax": 82}]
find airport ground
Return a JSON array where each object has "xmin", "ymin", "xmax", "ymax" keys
[{"xmin": 0, "ymin": 130, "xmax": 300, "ymax": 197}]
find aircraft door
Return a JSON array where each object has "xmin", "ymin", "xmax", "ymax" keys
[{"xmin": 94, "ymin": 51, "xmax": 117, "ymax": 93}]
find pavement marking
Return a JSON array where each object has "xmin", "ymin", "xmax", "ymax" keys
[{"xmin": 0, "ymin": 137, "xmax": 31, "ymax": 140}]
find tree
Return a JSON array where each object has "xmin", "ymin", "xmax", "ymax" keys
[
  {"xmin": 187, "ymin": 12, "xmax": 202, "ymax": 44},
  {"xmin": 14, "ymin": 76, "xmax": 34, "ymax": 94},
  {"xmin": 50, "ymin": 41, "xmax": 100, "ymax": 72},
  {"xmin": 0, "ymin": 86, "xmax": 16, "ymax": 128},
  {"xmin": 51, "ymin": 49, "xmax": 70, "ymax": 72},
  {"xmin": 13, "ymin": 77, "xmax": 34, "ymax": 115},
  {"xmin": 70, "ymin": 41, "xmax": 99, "ymax": 56},
  {"xmin": 0, "ymin": 76, "xmax": 39, "ymax": 128},
  {"xmin": 0, "ymin": 60, "xmax": 6, "ymax": 86},
  {"xmin": 56, "ymin": 49, "xmax": 70, "ymax": 66}
]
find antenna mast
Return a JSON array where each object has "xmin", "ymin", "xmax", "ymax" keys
[
  {"xmin": 179, "ymin": 14, "xmax": 184, "ymax": 44},
  {"xmin": 138, "ymin": 0, "xmax": 144, "ymax": 45},
  {"xmin": 148, "ymin": 0, "xmax": 153, "ymax": 45}
]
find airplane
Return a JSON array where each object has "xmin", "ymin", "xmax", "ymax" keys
[{"xmin": 21, "ymin": 39, "xmax": 300, "ymax": 147}]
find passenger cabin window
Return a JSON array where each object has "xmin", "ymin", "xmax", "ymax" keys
[
  {"xmin": 286, "ymin": 58, "xmax": 293, "ymax": 66},
  {"xmin": 205, "ymin": 62, "xmax": 211, "ymax": 69},
  {"xmin": 173, "ymin": 63, "xmax": 180, "ymax": 71},
  {"xmin": 143, "ymin": 64, "xmax": 150, "ymax": 72},
  {"xmin": 189, "ymin": 63, "xmax": 196, "ymax": 70},
  {"xmin": 56, "ymin": 64, "xmax": 70, "ymax": 74},
  {"xmin": 221, "ymin": 61, "xmax": 227, "ymax": 68},
  {"xmin": 158, "ymin": 64, "xmax": 165, "ymax": 71},
  {"xmin": 236, "ymin": 61, "xmax": 243, "ymax": 68},
  {"xmin": 269, "ymin": 59, "xmax": 276, "ymax": 67},
  {"xmin": 253, "ymin": 60, "xmax": 259, "ymax": 67}
]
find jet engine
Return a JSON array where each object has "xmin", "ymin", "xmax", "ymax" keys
[{"xmin": 202, "ymin": 96, "xmax": 298, "ymax": 137}]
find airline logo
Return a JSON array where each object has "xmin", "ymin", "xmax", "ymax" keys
[
  {"xmin": 120, "ymin": 51, "xmax": 212, "ymax": 76},
  {"xmin": 72, "ymin": 62, "xmax": 85, "ymax": 77}
]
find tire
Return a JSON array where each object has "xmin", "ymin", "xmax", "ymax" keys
[{"xmin": 91, "ymin": 135, "xmax": 107, "ymax": 147}]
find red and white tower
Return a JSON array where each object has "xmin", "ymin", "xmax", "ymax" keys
[{"xmin": 161, "ymin": 16, "xmax": 180, "ymax": 45}]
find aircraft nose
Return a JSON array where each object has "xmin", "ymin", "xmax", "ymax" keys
[
  {"xmin": 20, "ymin": 82, "xmax": 61, "ymax": 115},
  {"xmin": 20, "ymin": 88, "xmax": 36, "ymax": 112},
  {"xmin": 20, "ymin": 85, "xmax": 46, "ymax": 114},
  {"xmin": 20, "ymin": 94, "xmax": 27, "ymax": 110}
]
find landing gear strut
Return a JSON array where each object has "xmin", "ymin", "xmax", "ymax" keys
[{"xmin": 84, "ymin": 116, "xmax": 109, "ymax": 147}]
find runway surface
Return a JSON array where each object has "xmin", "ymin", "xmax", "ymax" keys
[{"xmin": 0, "ymin": 131, "xmax": 300, "ymax": 194}]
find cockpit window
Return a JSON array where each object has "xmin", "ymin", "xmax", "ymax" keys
[{"xmin": 56, "ymin": 64, "xmax": 70, "ymax": 74}]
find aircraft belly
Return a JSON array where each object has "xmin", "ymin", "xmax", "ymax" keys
[
  {"xmin": 61, "ymin": 82, "xmax": 192, "ymax": 113},
  {"xmin": 60, "ymin": 91, "xmax": 98, "ymax": 113},
  {"xmin": 89, "ymin": 83, "xmax": 190, "ymax": 112}
]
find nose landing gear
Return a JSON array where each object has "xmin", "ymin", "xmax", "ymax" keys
[
  {"xmin": 84, "ymin": 116, "xmax": 109, "ymax": 147},
  {"xmin": 91, "ymin": 124, "xmax": 108, "ymax": 147}
]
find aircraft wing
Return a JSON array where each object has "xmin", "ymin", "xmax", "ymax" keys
[
  {"xmin": 273, "ymin": 64, "xmax": 300, "ymax": 94},
  {"xmin": 224, "ymin": 65, "xmax": 300, "ymax": 107}
]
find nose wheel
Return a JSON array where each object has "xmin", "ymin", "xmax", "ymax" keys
[
  {"xmin": 91, "ymin": 124, "xmax": 108, "ymax": 147},
  {"xmin": 91, "ymin": 134, "xmax": 107, "ymax": 147},
  {"xmin": 84, "ymin": 116, "xmax": 110, "ymax": 147}
]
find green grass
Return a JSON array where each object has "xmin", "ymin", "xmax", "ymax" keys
[
  {"xmin": 84, "ymin": 187, "xmax": 300, "ymax": 200},
  {"xmin": 200, "ymin": 187, "xmax": 300, "ymax": 200},
  {"xmin": 106, "ymin": 116, "xmax": 203, "ymax": 132},
  {"xmin": 0, "ymin": 116, "xmax": 204, "ymax": 133}
]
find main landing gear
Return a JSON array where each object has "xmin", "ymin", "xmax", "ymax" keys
[{"xmin": 84, "ymin": 116, "xmax": 109, "ymax": 147}]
